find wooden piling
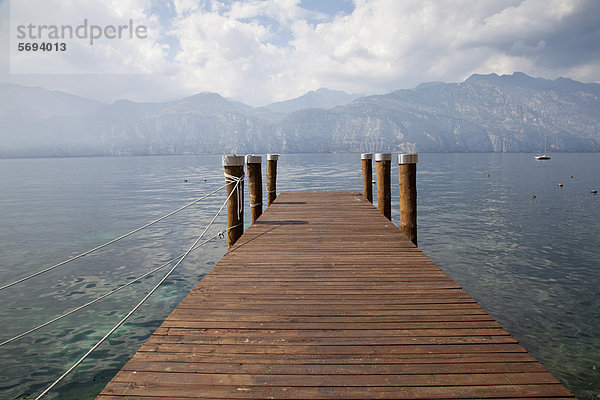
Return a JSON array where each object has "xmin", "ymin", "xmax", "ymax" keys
[
  {"xmin": 222, "ymin": 155, "xmax": 244, "ymax": 249},
  {"xmin": 246, "ymin": 155, "xmax": 263, "ymax": 224},
  {"xmin": 398, "ymin": 153, "xmax": 418, "ymax": 246},
  {"xmin": 266, "ymin": 154, "xmax": 279, "ymax": 206},
  {"xmin": 375, "ymin": 153, "xmax": 391, "ymax": 220},
  {"xmin": 361, "ymin": 153, "xmax": 373, "ymax": 203}
]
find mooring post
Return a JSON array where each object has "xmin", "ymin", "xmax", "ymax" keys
[
  {"xmin": 246, "ymin": 154, "xmax": 263, "ymax": 224},
  {"xmin": 222, "ymin": 155, "xmax": 244, "ymax": 249},
  {"xmin": 375, "ymin": 153, "xmax": 392, "ymax": 220},
  {"xmin": 361, "ymin": 153, "xmax": 373, "ymax": 203},
  {"xmin": 398, "ymin": 153, "xmax": 418, "ymax": 246},
  {"xmin": 266, "ymin": 153, "xmax": 279, "ymax": 206}
]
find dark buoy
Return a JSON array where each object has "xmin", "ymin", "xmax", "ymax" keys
[
  {"xmin": 558, "ymin": 183, "xmax": 563, "ymax": 187},
  {"xmin": 184, "ymin": 179, "xmax": 188, "ymax": 183},
  {"xmin": 571, "ymin": 176, "xmax": 574, "ymax": 178},
  {"xmin": 592, "ymin": 190, "xmax": 598, "ymax": 195},
  {"xmin": 487, "ymin": 174, "xmax": 490, "ymax": 177},
  {"xmin": 531, "ymin": 194, "xmax": 537, "ymax": 199}
]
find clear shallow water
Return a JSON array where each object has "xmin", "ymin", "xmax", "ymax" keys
[{"xmin": 0, "ymin": 153, "xmax": 598, "ymax": 399}]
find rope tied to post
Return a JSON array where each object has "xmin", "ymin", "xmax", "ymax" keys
[
  {"xmin": 224, "ymin": 172, "xmax": 244, "ymax": 219},
  {"xmin": 1, "ymin": 218, "xmax": 244, "ymax": 350},
  {"xmin": 0, "ymin": 184, "xmax": 227, "ymax": 292},
  {"xmin": 33, "ymin": 182, "xmax": 240, "ymax": 400}
]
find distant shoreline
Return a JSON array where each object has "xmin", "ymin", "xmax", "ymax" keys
[{"xmin": 2, "ymin": 151, "xmax": 600, "ymax": 161}]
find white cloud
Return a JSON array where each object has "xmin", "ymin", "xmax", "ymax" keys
[
  {"xmin": 7, "ymin": 0, "xmax": 166, "ymax": 74},
  {"xmin": 2, "ymin": 0, "xmax": 598, "ymax": 104},
  {"xmin": 271, "ymin": 0, "xmax": 600, "ymax": 100},
  {"xmin": 169, "ymin": 6, "xmax": 285, "ymax": 100},
  {"xmin": 172, "ymin": 0, "xmax": 200, "ymax": 15}
]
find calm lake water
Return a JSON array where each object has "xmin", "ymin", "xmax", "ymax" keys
[{"xmin": 0, "ymin": 153, "xmax": 598, "ymax": 399}]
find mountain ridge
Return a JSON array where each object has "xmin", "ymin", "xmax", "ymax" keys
[
  {"xmin": 1, "ymin": 72, "xmax": 599, "ymax": 157},
  {"xmin": 0, "ymin": 83, "xmax": 107, "ymax": 118},
  {"xmin": 263, "ymin": 88, "xmax": 362, "ymax": 114}
]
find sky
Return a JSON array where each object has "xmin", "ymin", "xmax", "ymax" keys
[{"xmin": 1, "ymin": 0, "xmax": 599, "ymax": 106}]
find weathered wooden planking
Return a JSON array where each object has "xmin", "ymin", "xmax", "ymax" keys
[{"xmin": 98, "ymin": 191, "xmax": 573, "ymax": 399}]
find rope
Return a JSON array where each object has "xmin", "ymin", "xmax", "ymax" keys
[
  {"xmin": 224, "ymin": 172, "xmax": 244, "ymax": 219},
  {"xmin": 0, "ymin": 184, "xmax": 226, "ymax": 292},
  {"xmin": 226, "ymin": 223, "xmax": 243, "ymax": 231},
  {"xmin": 250, "ymin": 202, "xmax": 262, "ymax": 208},
  {"xmin": 35, "ymin": 183, "xmax": 238, "ymax": 399},
  {"xmin": 0, "ymin": 227, "xmax": 228, "ymax": 348}
]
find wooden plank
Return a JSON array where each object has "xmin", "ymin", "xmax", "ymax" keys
[
  {"xmin": 127, "ymin": 351, "xmax": 540, "ymax": 364},
  {"xmin": 98, "ymin": 191, "xmax": 573, "ymax": 399},
  {"xmin": 109, "ymin": 370, "xmax": 561, "ymax": 386},
  {"xmin": 153, "ymin": 327, "xmax": 510, "ymax": 336},
  {"xmin": 100, "ymin": 382, "xmax": 572, "ymax": 399},
  {"xmin": 119, "ymin": 361, "xmax": 548, "ymax": 374}
]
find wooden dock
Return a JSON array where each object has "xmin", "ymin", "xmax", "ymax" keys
[{"xmin": 98, "ymin": 191, "xmax": 573, "ymax": 399}]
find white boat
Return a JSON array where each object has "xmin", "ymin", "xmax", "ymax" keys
[{"xmin": 535, "ymin": 133, "xmax": 551, "ymax": 160}]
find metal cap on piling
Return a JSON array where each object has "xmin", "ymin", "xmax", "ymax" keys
[
  {"xmin": 222, "ymin": 155, "xmax": 244, "ymax": 249},
  {"xmin": 361, "ymin": 153, "xmax": 373, "ymax": 160},
  {"xmin": 398, "ymin": 153, "xmax": 418, "ymax": 246},
  {"xmin": 398, "ymin": 153, "xmax": 418, "ymax": 165},
  {"xmin": 245, "ymin": 154, "xmax": 263, "ymax": 224},
  {"xmin": 222, "ymin": 155, "xmax": 244, "ymax": 167},
  {"xmin": 375, "ymin": 153, "xmax": 392, "ymax": 162},
  {"xmin": 245, "ymin": 154, "xmax": 262, "ymax": 164},
  {"xmin": 375, "ymin": 153, "xmax": 392, "ymax": 220},
  {"xmin": 267, "ymin": 154, "xmax": 280, "ymax": 161}
]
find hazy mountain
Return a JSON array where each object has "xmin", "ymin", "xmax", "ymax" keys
[
  {"xmin": 320, "ymin": 72, "xmax": 600, "ymax": 153},
  {"xmin": 263, "ymin": 88, "xmax": 361, "ymax": 114},
  {"xmin": 1, "ymin": 73, "xmax": 599, "ymax": 157},
  {"xmin": 0, "ymin": 83, "xmax": 106, "ymax": 118},
  {"xmin": 269, "ymin": 72, "xmax": 600, "ymax": 153}
]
